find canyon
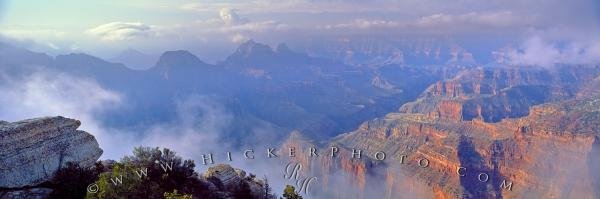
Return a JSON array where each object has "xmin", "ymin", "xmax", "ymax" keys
[
  {"xmin": 281, "ymin": 65, "xmax": 600, "ymax": 198},
  {"xmin": 2, "ymin": 38, "xmax": 600, "ymax": 198}
]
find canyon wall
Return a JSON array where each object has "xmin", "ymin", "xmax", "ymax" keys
[
  {"xmin": 401, "ymin": 66, "xmax": 600, "ymax": 122},
  {"xmin": 281, "ymin": 65, "xmax": 600, "ymax": 199}
]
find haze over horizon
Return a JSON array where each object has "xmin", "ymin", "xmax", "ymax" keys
[{"xmin": 1, "ymin": 0, "xmax": 599, "ymax": 64}]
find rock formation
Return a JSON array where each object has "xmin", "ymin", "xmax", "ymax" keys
[
  {"xmin": 0, "ymin": 116, "xmax": 103, "ymax": 188},
  {"xmin": 0, "ymin": 188, "xmax": 54, "ymax": 199},
  {"xmin": 203, "ymin": 164, "xmax": 270, "ymax": 199},
  {"xmin": 0, "ymin": 117, "xmax": 273, "ymax": 199},
  {"xmin": 281, "ymin": 65, "xmax": 600, "ymax": 198},
  {"xmin": 283, "ymin": 97, "xmax": 600, "ymax": 198},
  {"xmin": 400, "ymin": 65, "xmax": 600, "ymax": 122}
]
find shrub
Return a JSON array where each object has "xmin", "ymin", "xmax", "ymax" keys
[
  {"xmin": 282, "ymin": 185, "xmax": 302, "ymax": 199},
  {"xmin": 49, "ymin": 162, "xmax": 99, "ymax": 198},
  {"xmin": 85, "ymin": 146, "xmax": 216, "ymax": 199}
]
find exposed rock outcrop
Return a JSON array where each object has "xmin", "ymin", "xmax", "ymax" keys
[
  {"xmin": 401, "ymin": 65, "xmax": 600, "ymax": 122},
  {"xmin": 0, "ymin": 188, "xmax": 53, "ymax": 199},
  {"xmin": 0, "ymin": 116, "xmax": 103, "ymax": 188},
  {"xmin": 205, "ymin": 164, "xmax": 244, "ymax": 190},
  {"xmin": 280, "ymin": 66, "xmax": 600, "ymax": 198},
  {"xmin": 283, "ymin": 97, "xmax": 600, "ymax": 198},
  {"xmin": 203, "ymin": 164, "xmax": 269, "ymax": 199}
]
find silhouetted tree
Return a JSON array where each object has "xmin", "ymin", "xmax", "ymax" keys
[
  {"xmin": 49, "ymin": 162, "xmax": 99, "ymax": 198},
  {"xmin": 263, "ymin": 176, "xmax": 272, "ymax": 199},
  {"xmin": 233, "ymin": 181, "xmax": 253, "ymax": 199}
]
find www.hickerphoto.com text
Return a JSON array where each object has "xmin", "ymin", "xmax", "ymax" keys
[{"xmin": 196, "ymin": 146, "xmax": 514, "ymax": 192}]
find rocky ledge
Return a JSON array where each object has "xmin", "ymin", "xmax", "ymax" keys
[
  {"xmin": 0, "ymin": 116, "xmax": 103, "ymax": 188},
  {"xmin": 203, "ymin": 164, "xmax": 268, "ymax": 199}
]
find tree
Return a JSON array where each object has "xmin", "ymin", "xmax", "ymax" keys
[
  {"xmin": 85, "ymin": 147, "xmax": 215, "ymax": 199},
  {"xmin": 49, "ymin": 162, "xmax": 99, "ymax": 198},
  {"xmin": 86, "ymin": 162, "xmax": 159, "ymax": 199},
  {"xmin": 232, "ymin": 181, "xmax": 253, "ymax": 199},
  {"xmin": 282, "ymin": 185, "xmax": 302, "ymax": 199},
  {"xmin": 164, "ymin": 190, "xmax": 192, "ymax": 199},
  {"xmin": 263, "ymin": 176, "xmax": 272, "ymax": 199}
]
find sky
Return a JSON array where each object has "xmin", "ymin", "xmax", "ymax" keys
[{"xmin": 0, "ymin": 0, "xmax": 599, "ymax": 62}]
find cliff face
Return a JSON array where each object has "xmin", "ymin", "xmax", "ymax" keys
[
  {"xmin": 280, "ymin": 132, "xmax": 385, "ymax": 199},
  {"xmin": 0, "ymin": 116, "xmax": 103, "ymax": 188},
  {"xmin": 400, "ymin": 66, "xmax": 600, "ymax": 122},
  {"xmin": 282, "ymin": 97, "xmax": 600, "ymax": 198},
  {"xmin": 281, "ymin": 65, "xmax": 600, "ymax": 198}
]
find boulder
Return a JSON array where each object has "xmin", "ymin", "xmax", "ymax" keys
[
  {"xmin": 204, "ymin": 164, "xmax": 269, "ymax": 199},
  {"xmin": 0, "ymin": 188, "xmax": 53, "ymax": 199},
  {"xmin": 205, "ymin": 164, "xmax": 243, "ymax": 190},
  {"xmin": 0, "ymin": 116, "xmax": 103, "ymax": 188}
]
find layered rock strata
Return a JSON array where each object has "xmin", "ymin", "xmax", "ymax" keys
[
  {"xmin": 401, "ymin": 66, "xmax": 600, "ymax": 122},
  {"xmin": 283, "ymin": 97, "xmax": 600, "ymax": 198},
  {"xmin": 0, "ymin": 116, "xmax": 103, "ymax": 188},
  {"xmin": 281, "ymin": 66, "xmax": 600, "ymax": 198}
]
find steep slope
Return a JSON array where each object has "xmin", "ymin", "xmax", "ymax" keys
[
  {"xmin": 400, "ymin": 65, "xmax": 600, "ymax": 122},
  {"xmin": 281, "ymin": 95, "xmax": 600, "ymax": 198},
  {"xmin": 294, "ymin": 36, "xmax": 477, "ymax": 67},
  {"xmin": 151, "ymin": 50, "xmax": 219, "ymax": 80},
  {"xmin": 280, "ymin": 66, "xmax": 600, "ymax": 198},
  {"xmin": 110, "ymin": 48, "xmax": 157, "ymax": 70}
]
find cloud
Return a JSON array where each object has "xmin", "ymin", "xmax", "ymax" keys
[
  {"xmin": 230, "ymin": 33, "xmax": 247, "ymax": 43},
  {"xmin": 0, "ymin": 65, "xmax": 288, "ymax": 194},
  {"xmin": 3, "ymin": 0, "xmax": 598, "ymax": 59},
  {"xmin": 192, "ymin": 7, "xmax": 290, "ymax": 43},
  {"xmin": 327, "ymin": 19, "xmax": 400, "ymax": 29},
  {"xmin": 0, "ymin": 70, "xmax": 130, "ymax": 158},
  {"xmin": 497, "ymin": 35, "xmax": 600, "ymax": 66},
  {"xmin": 87, "ymin": 22, "xmax": 153, "ymax": 41},
  {"xmin": 222, "ymin": 20, "xmax": 289, "ymax": 33},
  {"xmin": 0, "ymin": 68, "xmax": 280, "ymax": 162},
  {"xmin": 1, "ymin": 28, "xmax": 67, "ymax": 40},
  {"xmin": 219, "ymin": 8, "xmax": 248, "ymax": 25},
  {"xmin": 322, "ymin": 11, "xmax": 533, "ymax": 34},
  {"xmin": 416, "ymin": 11, "xmax": 531, "ymax": 28},
  {"xmin": 178, "ymin": 0, "xmax": 433, "ymax": 14},
  {"xmin": 215, "ymin": 7, "xmax": 289, "ymax": 33}
]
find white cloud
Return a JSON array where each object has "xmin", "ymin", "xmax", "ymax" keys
[
  {"xmin": 182, "ymin": 7, "xmax": 290, "ymax": 43},
  {"xmin": 0, "ymin": 70, "xmax": 278, "ymax": 161},
  {"xmin": 139, "ymin": 95, "xmax": 235, "ymax": 160},
  {"xmin": 222, "ymin": 20, "xmax": 289, "ymax": 33},
  {"xmin": 87, "ymin": 22, "xmax": 153, "ymax": 41},
  {"xmin": 498, "ymin": 35, "xmax": 600, "ymax": 66},
  {"xmin": 0, "ymin": 71, "xmax": 130, "ymax": 158},
  {"xmin": 230, "ymin": 33, "xmax": 247, "ymax": 43},
  {"xmin": 327, "ymin": 19, "xmax": 401, "ymax": 29},
  {"xmin": 219, "ymin": 8, "xmax": 248, "ymax": 25},
  {"xmin": 416, "ymin": 11, "xmax": 531, "ymax": 28},
  {"xmin": 0, "ymin": 28, "xmax": 67, "ymax": 40},
  {"xmin": 322, "ymin": 11, "xmax": 533, "ymax": 33},
  {"xmin": 178, "ymin": 0, "xmax": 428, "ymax": 14}
]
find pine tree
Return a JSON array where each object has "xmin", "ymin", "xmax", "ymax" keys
[{"xmin": 263, "ymin": 176, "xmax": 272, "ymax": 199}]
